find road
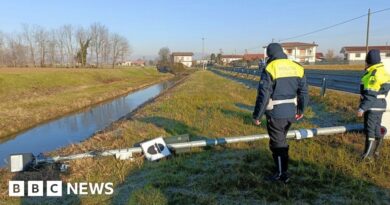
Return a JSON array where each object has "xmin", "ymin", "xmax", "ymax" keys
[{"xmin": 216, "ymin": 67, "xmax": 362, "ymax": 94}]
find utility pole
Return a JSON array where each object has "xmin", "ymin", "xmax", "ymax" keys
[
  {"xmin": 202, "ymin": 37, "xmax": 205, "ymax": 70},
  {"xmin": 365, "ymin": 8, "xmax": 371, "ymax": 54}
]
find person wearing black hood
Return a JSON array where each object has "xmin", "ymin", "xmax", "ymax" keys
[
  {"xmin": 358, "ymin": 49, "xmax": 390, "ymax": 160},
  {"xmin": 252, "ymin": 43, "xmax": 308, "ymax": 183}
]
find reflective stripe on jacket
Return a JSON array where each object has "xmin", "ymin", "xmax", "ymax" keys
[
  {"xmin": 253, "ymin": 59, "xmax": 309, "ymax": 119},
  {"xmin": 360, "ymin": 63, "xmax": 390, "ymax": 112}
]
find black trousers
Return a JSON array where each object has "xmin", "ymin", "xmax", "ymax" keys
[
  {"xmin": 266, "ymin": 116, "xmax": 294, "ymax": 149},
  {"xmin": 266, "ymin": 116, "xmax": 295, "ymax": 174},
  {"xmin": 364, "ymin": 111, "xmax": 383, "ymax": 138}
]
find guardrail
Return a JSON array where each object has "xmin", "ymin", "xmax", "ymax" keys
[{"xmin": 215, "ymin": 67, "xmax": 361, "ymax": 95}]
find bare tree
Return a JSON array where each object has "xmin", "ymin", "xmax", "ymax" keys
[
  {"xmin": 90, "ymin": 23, "xmax": 108, "ymax": 67},
  {"xmin": 120, "ymin": 39, "xmax": 131, "ymax": 63},
  {"xmin": 147, "ymin": 60, "xmax": 155, "ymax": 66},
  {"xmin": 6, "ymin": 36, "xmax": 18, "ymax": 67},
  {"xmin": 76, "ymin": 27, "xmax": 91, "ymax": 67},
  {"xmin": 47, "ymin": 30, "xmax": 58, "ymax": 66},
  {"xmin": 210, "ymin": 53, "xmax": 216, "ymax": 63},
  {"xmin": 6, "ymin": 34, "xmax": 28, "ymax": 67},
  {"xmin": 110, "ymin": 34, "xmax": 121, "ymax": 68},
  {"xmin": 22, "ymin": 24, "xmax": 37, "ymax": 67},
  {"xmin": 110, "ymin": 34, "xmax": 130, "ymax": 68},
  {"xmin": 34, "ymin": 26, "xmax": 48, "ymax": 67},
  {"xmin": 0, "ymin": 31, "xmax": 4, "ymax": 66},
  {"xmin": 325, "ymin": 49, "xmax": 335, "ymax": 61},
  {"xmin": 102, "ymin": 39, "xmax": 111, "ymax": 66},
  {"xmin": 61, "ymin": 25, "xmax": 76, "ymax": 67},
  {"xmin": 55, "ymin": 28, "xmax": 66, "ymax": 65},
  {"xmin": 158, "ymin": 47, "xmax": 170, "ymax": 64}
]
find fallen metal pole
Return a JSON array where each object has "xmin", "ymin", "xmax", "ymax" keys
[
  {"xmin": 44, "ymin": 147, "xmax": 143, "ymax": 162},
  {"xmin": 169, "ymin": 124, "xmax": 364, "ymax": 149},
  {"xmin": 47, "ymin": 124, "xmax": 364, "ymax": 162},
  {"xmin": 9, "ymin": 124, "xmax": 365, "ymax": 172}
]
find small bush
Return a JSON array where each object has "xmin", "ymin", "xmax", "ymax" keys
[
  {"xmin": 157, "ymin": 63, "xmax": 187, "ymax": 74},
  {"xmin": 170, "ymin": 63, "xmax": 186, "ymax": 74}
]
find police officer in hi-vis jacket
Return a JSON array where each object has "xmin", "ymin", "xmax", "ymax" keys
[
  {"xmin": 358, "ymin": 49, "xmax": 390, "ymax": 160},
  {"xmin": 252, "ymin": 43, "xmax": 309, "ymax": 183}
]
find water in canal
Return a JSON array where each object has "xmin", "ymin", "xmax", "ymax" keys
[{"xmin": 0, "ymin": 79, "xmax": 177, "ymax": 167}]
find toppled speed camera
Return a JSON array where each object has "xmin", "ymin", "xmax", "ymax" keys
[
  {"xmin": 140, "ymin": 137, "xmax": 171, "ymax": 161},
  {"xmin": 9, "ymin": 153, "xmax": 34, "ymax": 172}
]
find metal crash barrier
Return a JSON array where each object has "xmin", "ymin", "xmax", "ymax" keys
[
  {"xmin": 213, "ymin": 66, "xmax": 390, "ymax": 138},
  {"xmin": 214, "ymin": 67, "xmax": 361, "ymax": 94}
]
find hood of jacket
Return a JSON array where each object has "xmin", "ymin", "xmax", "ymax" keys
[
  {"xmin": 366, "ymin": 49, "xmax": 381, "ymax": 65},
  {"xmin": 266, "ymin": 43, "xmax": 287, "ymax": 64}
]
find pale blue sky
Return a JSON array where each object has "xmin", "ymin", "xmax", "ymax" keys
[{"xmin": 0, "ymin": 0, "xmax": 389, "ymax": 59}]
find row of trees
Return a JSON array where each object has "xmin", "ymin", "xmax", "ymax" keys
[
  {"xmin": 210, "ymin": 53, "xmax": 224, "ymax": 64},
  {"xmin": 0, "ymin": 23, "xmax": 131, "ymax": 68}
]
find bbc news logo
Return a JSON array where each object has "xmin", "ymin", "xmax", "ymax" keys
[{"xmin": 9, "ymin": 181, "xmax": 114, "ymax": 197}]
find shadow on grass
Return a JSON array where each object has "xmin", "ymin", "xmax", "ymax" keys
[
  {"xmin": 210, "ymin": 69, "xmax": 259, "ymax": 89},
  {"xmin": 139, "ymin": 116, "xmax": 209, "ymax": 141},
  {"xmin": 111, "ymin": 146, "xmax": 390, "ymax": 205},
  {"xmin": 234, "ymin": 103, "xmax": 254, "ymax": 113},
  {"xmin": 220, "ymin": 108, "xmax": 253, "ymax": 126}
]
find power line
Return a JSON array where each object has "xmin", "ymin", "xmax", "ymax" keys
[
  {"xmin": 244, "ymin": 7, "xmax": 390, "ymax": 52},
  {"xmin": 279, "ymin": 7, "xmax": 390, "ymax": 42}
]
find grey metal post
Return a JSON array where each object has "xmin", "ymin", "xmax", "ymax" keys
[
  {"xmin": 320, "ymin": 77, "xmax": 327, "ymax": 97},
  {"xmin": 365, "ymin": 8, "xmax": 371, "ymax": 54},
  {"xmin": 44, "ymin": 124, "xmax": 364, "ymax": 163}
]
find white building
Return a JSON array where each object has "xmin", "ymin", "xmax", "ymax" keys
[
  {"xmin": 171, "ymin": 52, "xmax": 194, "ymax": 67},
  {"xmin": 195, "ymin": 59, "xmax": 208, "ymax": 65},
  {"xmin": 118, "ymin": 61, "xmax": 132, "ymax": 66},
  {"xmin": 264, "ymin": 42, "xmax": 318, "ymax": 63},
  {"xmin": 340, "ymin": 46, "xmax": 390, "ymax": 63},
  {"xmin": 220, "ymin": 55, "xmax": 243, "ymax": 65}
]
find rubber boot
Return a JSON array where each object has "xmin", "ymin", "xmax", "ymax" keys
[
  {"xmin": 361, "ymin": 137, "xmax": 377, "ymax": 160},
  {"xmin": 374, "ymin": 137, "xmax": 384, "ymax": 158},
  {"xmin": 265, "ymin": 147, "xmax": 290, "ymax": 184}
]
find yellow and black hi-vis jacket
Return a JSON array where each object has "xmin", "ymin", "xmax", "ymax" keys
[
  {"xmin": 359, "ymin": 63, "xmax": 390, "ymax": 112},
  {"xmin": 253, "ymin": 59, "xmax": 309, "ymax": 119}
]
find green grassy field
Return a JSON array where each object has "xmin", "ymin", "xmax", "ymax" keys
[
  {"xmin": 0, "ymin": 67, "xmax": 172, "ymax": 140},
  {"xmin": 1, "ymin": 70, "xmax": 389, "ymax": 204},
  {"xmin": 304, "ymin": 64, "xmax": 365, "ymax": 70}
]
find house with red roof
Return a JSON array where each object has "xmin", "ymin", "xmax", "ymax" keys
[
  {"xmin": 340, "ymin": 46, "xmax": 390, "ymax": 62},
  {"xmin": 264, "ymin": 42, "xmax": 318, "ymax": 63},
  {"xmin": 220, "ymin": 55, "xmax": 243, "ymax": 65},
  {"xmin": 315, "ymin": 52, "xmax": 324, "ymax": 62},
  {"xmin": 243, "ymin": 53, "xmax": 264, "ymax": 61},
  {"xmin": 132, "ymin": 59, "xmax": 145, "ymax": 67}
]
